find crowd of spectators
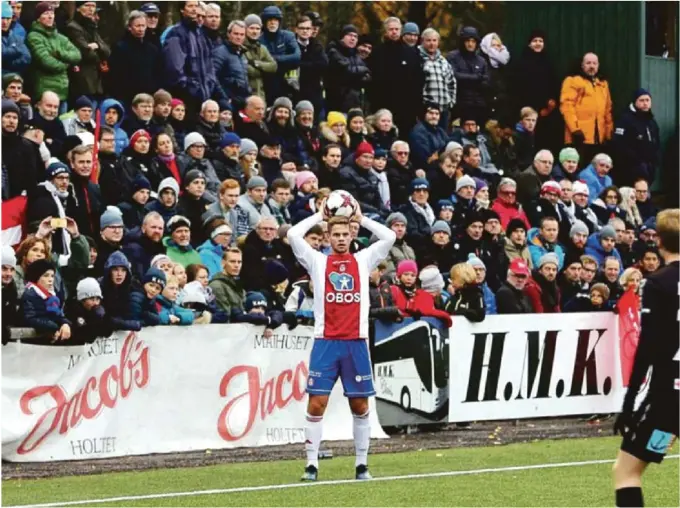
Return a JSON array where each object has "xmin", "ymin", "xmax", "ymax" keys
[{"xmin": 1, "ymin": 1, "xmax": 672, "ymax": 345}]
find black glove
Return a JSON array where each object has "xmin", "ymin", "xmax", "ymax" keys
[
  {"xmin": 409, "ymin": 310, "xmax": 422, "ymax": 321},
  {"xmin": 283, "ymin": 312, "xmax": 299, "ymax": 330},
  {"xmin": 571, "ymin": 130, "xmax": 586, "ymax": 145}
]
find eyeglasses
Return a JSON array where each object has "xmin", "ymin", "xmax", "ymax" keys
[{"xmin": 395, "ymin": 151, "xmax": 410, "ymax": 156}]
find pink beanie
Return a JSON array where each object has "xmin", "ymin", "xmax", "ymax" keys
[
  {"xmin": 295, "ymin": 170, "xmax": 317, "ymax": 190},
  {"xmin": 171, "ymin": 98, "xmax": 185, "ymax": 109},
  {"xmin": 397, "ymin": 260, "xmax": 418, "ymax": 278}
]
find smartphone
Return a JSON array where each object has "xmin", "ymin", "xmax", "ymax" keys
[{"xmin": 51, "ymin": 218, "xmax": 67, "ymax": 229}]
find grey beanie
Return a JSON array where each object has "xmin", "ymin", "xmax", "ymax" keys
[
  {"xmin": 538, "ymin": 252, "xmax": 560, "ymax": 269},
  {"xmin": 295, "ymin": 100, "xmax": 314, "ymax": 115},
  {"xmin": 419, "ymin": 266, "xmax": 444, "ymax": 293},
  {"xmin": 386, "ymin": 212, "xmax": 407, "ymax": 228},
  {"xmin": 77, "ymin": 277, "xmax": 103, "ymax": 301},
  {"xmin": 569, "ymin": 220, "xmax": 589, "ymax": 238},
  {"xmin": 100, "ymin": 206, "xmax": 124, "ymax": 230},
  {"xmin": 1, "ymin": 245, "xmax": 16, "ymax": 269},
  {"xmin": 271, "ymin": 96, "xmax": 293, "ymax": 112},
  {"xmin": 244, "ymin": 14, "xmax": 262, "ymax": 28},
  {"xmin": 456, "ymin": 175, "xmax": 477, "ymax": 193},
  {"xmin": 431, "ymin": 220, "xmax": 451, "ymax": 236},
  {"xmin": 600, "ymin": 225, "xmax": 617, "ymax": 241},
  {"xmin": 247, "ymin": 176, "xmax": 267, "ymax": 190},
  {"xmin": 239, "ymin": 138, "xmax": 258, "ymax": 156}
]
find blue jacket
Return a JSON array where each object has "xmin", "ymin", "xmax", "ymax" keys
[
  {"xmin": 10, "ymin": 20, "xmax": 25, "ymax": 41},
  {"xmin": 144, "ymin": 198, "xmax": 178, "ymax": 226},
  {"xmin": 259, "ymin": 21, "xmax": 300, "ymax": 102},
  {"xmin": 612, "ymin": 103, "xmax": 661, "ymax": 185},
  {"xmin": 99, "ymin": 251, "xmax": 142, "ymax": 331},
  {"xmin": 584, "ymin": 231, "xmax": 623, "ymax": 272},
  {"xmin": 99, "ymin": 98, "xmax": 129, "ymax": 155},
  {"xmin": 527, "ymin": 227, "xmax": 565, "ymax": 270},
  {"xmin": 408, "ymin": 120, "xmax": 449, "ymax": 171},
  {"xmin": 579, "ymin": 164, "xmax": 612, "ymax": 204},
  {"xmin": 162, "ymin": 18, "xmax": 227, "ymax": 107},
  {"xmin": 2, "ymin": 27, "xmax": 31, "ymax": 76},
  {"xmin": 129, "ymin": 290, "xmax": 161, "ymax": 327},
  {"xmin": 198, "ymin": 239, "xmax": 224, "ymax": 279},
  {"xmin": 20, "ymin": 284, "xmax": 70, "ymax": 335},
  {"xmin": 481, "ymin": 282, "xmax": 497, "ymax": 315},
  {"xmin": 156, "ymin": 295, "xmax": 194, "ymax": 325},
  {"xmin": 122, "ymin": 228, "xmax": 168, "ymax": 282},
  {"xmin": 213, "ymin": 42, "xmax": 250, "ymax": 108}
]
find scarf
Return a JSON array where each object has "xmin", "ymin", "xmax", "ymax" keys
[
  {"xmin": 409, "ymin": 197, "xmax": 435, "ymax": 226},
  {"xmin": 397, "ymin": 282, "xmax": 416, "ymax": 300},
  {"xmin": 371, "ymin": 169, "xmax": 391, "ymax": 209},
  {"xmin": 25, "ymin": 282, "xmax": 64, "ymax": 317},
  {"xmin": 481, "ymin": 33, "xmax": 510, "ymax": 68},
  {"xmin": 37, "ymin": 181, "xmax": 71, "ymax": 266}
]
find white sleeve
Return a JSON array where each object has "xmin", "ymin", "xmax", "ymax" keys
[
  {"xmin": 287, "ymin": 212, "xmax": 324, "ymax": 272},
  {"xmin": 284, "ymin": 287, "xmax": 300, "ymax": 312},
  {"xmin": 356, "ymin": 216, "xmax": 396, "ymax": 271}
]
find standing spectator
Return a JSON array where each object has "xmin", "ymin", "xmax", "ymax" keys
[
  {"xmin": 524, "ymin": 252, "xmax": 561, "ymax": 313},
  {"xmin": 242, "ymin": 14, "xmax": 277, "ymax": 103},
  {"xmin": 409, "ymin": 103, "xmax": 449, "ymax": 172},
  {"xmin": 294, "ymin": 100, "xmax": 322, "ymax": 170},
  {"xmin": 527, "ymin": 216, "xmax": 565, "ymax": 270},
  {"xmin": 370, "ymin": 17, "xmax": 423, "ymax": 135},
  {"xmin": 383, "ymin": 212, "xmax": 416, "ymax": 280},
  {"xmin": 516, "ymin": 149, "xmax": 554, "ymax": 206},
  {"xmin": 213, "ymin": 20, "xmax": 250, "ymax": 112},
  {"xmin": 2, "ymin": 2, "xmax": 30, "ymax": 77},
  {"xmin": 162, "ymin": 0, "xmax": 226, "ymax": 116},
  {"xmin": 202, "ymin": 3, "xmax": 222, "ymax": 48},
  {"xmin": 558, "ymin": 255, "xmax": 584, "ymax": 308},
  {"xmin": 259, "ymin": 5, "xmax": 300, "ymax": 103},
  {"xmin": 2, "ymin": 73, "xmax": 32, "ymax": 124},
  {"xmin": 179, "ymin": 132, "xmax": 221, "ymax": 202},
  {"xmin": 633, "ymin": 178, "xmax": 658, "ymax": 222},
  {"xmin": 67, "ymin": 144, "xmax": 102, "ymax": 238},
  {"xmin": 176, "ymin": 169, "xmax": 213, "ymax": 243},
  {"xmin": 65, "ymin": 277, "xmax": 113, "ymax": 344},
  {"xmin": 560, "ymin": 52, "xmax": 613, "ymax": 163},
  {"xmin": 63, "ymin": 0, "xmax": 110, "ymax": 104},
  {"xmin": 108, "ymin": 10, "xmax": 160, "ymax": 107},
  {"xmin": 612, "ymin": 89, "xmax": 660, "ymax": 186},
  {"xmin": 26, "ymin": 2, "xmax": 81, "ymax": 111},
  {"xmin": 401, "ymin": 22, "xmax": 420, "ymax": 47},
  {"xmin": 295, "ymin": 15, "xmax": 327, "ymax": 119},
  {"xmin": 579, "ymin": 153, "xmax": 613, "ymax": 204},
  {"xmin": 20, "ymin": 259, "xmax": 71, "ymax": 341},
  {"xmin": 139, "ymin": 2, "xmax": 161, "ymax": 49},
  {"xmin": 205, "ymin": 179, "xmax": 243, "ymax": 235},
  {"xmin": 491, "ymin": 177, "xmax": 531, "ymax": 231},
  {"xmin": 325, "ymin": 25, "xmax": 371, "ymax": 112},
  {"xmin": 479, "ymin": 32, "xmax": 511, "ymax": 124},
  {"xmin": 447, "ymin": 26, "xmax": 489, "ymax": 123},
  {"xmin": 419, "ymin": 28, "xmax": 456, "ymax": 130},
  {"xmin": 552, "ymin": 147, "xmax": 580, "ymax": 182},
  {"xmin": 2, "ymin": 98, "xmax": 41, "ymax": 200},
  {"xmin": 115, "ymin": 129, "xmax": 153, "ymax": 202},
  {"xmin": 94, "ymin": 207, "xmax": 124, "ymax": 275},
  {"xmin": 596, "ymin": 256, "xmax": 623, "ymax": 309},
  {"xmin": 496, "ymin": 258, "xmax": 534, "ymax": 314},
  {"xmin": 338, "ymin": 141, "xmax": 389, "ymax": 217},
  {"xmin": 99, "ymin": 251, "xmax": 141, "ymax": 331},
  {"xmin": 450, "ymin": 115, "xmax": 499, "ymax": 182}
]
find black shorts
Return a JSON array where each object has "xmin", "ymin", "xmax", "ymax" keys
[{"xmin": 620, "ymin": 397, "xmax": 679, "ymax": 464}]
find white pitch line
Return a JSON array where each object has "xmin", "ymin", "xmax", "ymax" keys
[{"xmin": 8, "ymin": 455, "xmax": 679, "ymax": 508}]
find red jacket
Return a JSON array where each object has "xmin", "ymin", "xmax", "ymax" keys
[
  {"xmin": 523, "ymin": 276, "xmax": 561, "ymax": 313},
  {"xmin": 491, "ymin": 198, "xmax": 531, "ymax": 231},
  {"xmin": 390, "ymin": 285, "xmax": 452, "ymax": 327}
]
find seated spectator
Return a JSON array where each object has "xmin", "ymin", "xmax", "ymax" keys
[
  {"xmin": 169, "ymin": 99, "xmax": 188, "ymax": 149},
  {"xmin": 234, "ymin": 95, "xmax": 269, "ymax": 149},
  {"xmin": 513, "ymin": 107, "xmax": 538, "ymax": 170},
  {"xmin": 2, "ymin": 74, "xmax": 33, "ymax": 125},
  {"xmin": 99, "ymin": 98, "xmax": 128, "ymax": 156},
  {"xmin": 419, "ymin": 221, "xmax": 455, "ymax": 274},
  {"xmin": 418, "ymin": 265, "xmax": 447, "ymax": 307},
  {"xmin": 122, "ymin": 211, "xmax": 166, "ymax": 280},
  {"xmin": 383, "ymin": 212, "xmax": 416, "ymax": 280},
  {"xmin": 118, "ymin": 175, "xmax": 151, "ymax": 231},
  {"xmin": 164, "ymin": 215, "xmax": 202, "ymax": 267},
  {"xmin": 474, "ymin": 179, "xmax": 490, "ymax": 210},
  {"xmin": 638, "ymin": 245, "xmax": 660, "ymax": 278},
  {"xmin": 584, "ymin": 225, "xmax": 622, "ymax": 271},
  {"xmin": 288, "ymin": 173, "xmax": 316, "ymax": 223},
  {"xmin": 552, "ymin": 147, "xmax": 580, "ymax": 182},
  {"xmin": 93, "ymin": 207, "xmax": 125, "ymax": 274},
  {"xmin": 121, "ymin": 93, "xmax": 154, "ymax": 137},
  {"xmin": 444, "ymin": 262, "xmax": 485, "ymax": 322},
  {"xmin": 338, "ymin": 141, "xmax": 390, "ymax": 217},
  {"xmin": 319, "ymin": 111, "xmax": 350, "ymax": 159},
  {"xmin": 400, "ymin": 178, "xmax": 436, "ymax": 247},
  {"xmin": 607, "ymin": 217, "xmax": 634, "ymax": 268},
  {"xmin": 632, "ymin": 216, "xmax": 659, "ymax": 258},
  {"xmin": 633, "ymin": 178, "xmax": 657, "ymax": 222},
  {"xmin": 62, "ymin": 96, "xmax": 95, "ymax": 136},
  {"xmin": 266, "ymin": 97, "xmax": 299, "ymax": 160},
  {"xmin": 579, "ymin": 254, "xmax": 599, "ymax": 290},
  {"xmin": 563, "ymin": 282, "xmax": 609, "ymax": 313},
  {"xmin": 450, "ymin": 115, "xmax": 499, "ymax": 184},
  {"xmin": 558, "ymin": 255, "xmax": 583, "ymax": 308},
  {"xmin": 571, "ymin": 180, "xmax": 600, "ymax": 234},
  {"xmin": 427, "ymin": 149, "xmax": 458, "ymax": 204},
  {"xmin": 346, "ymin": 108, "xmax": 367, "ymax": 153},
  {"xmin": 618, "ymin": 186, "xmax": 644, "ymax": 230},
  {"xmin": 368, "ymin": 262, "xmax": 401, "ymax": 324},
  {"xmin": 212, "ymin": 132, "xmax": 245, "ymax": 187},
  {"xmin": 177, "ymin": 170, "xmax": 213, "ymax": 244},
  {"xmin": 179, "ymin": 280, "xmax": 215, "ymax": 325},
  {"xmin": 243, "ymin": 291, "xmax": 284, "ymax": 336},
  {"xmin": 156, "ymin": 275, "xmax": 194, "ymax": 326},
  {"xmin": 366, "ymin": 109, "xmax": 397, "ymax": 152},
  {"xmin": 517, "ymin": 149, "xmax": 554, "ymax": 206},
  {"xmin": 293, "ymin": 101, "xmax": 322, "ymax": 171},
  {"xmin": 2, "ymin": 245, "xmax": 19, "ymax": 344},
  {"xmin": 596, "ymin": 256, "xmax": 623, "ymax": 309},
  {"xmin": 563, "ymin": 220, "xmax": 589, "ymax": 264},
  {"xmin": 524, "ymin": 253, "xmax": 561, "ymax": 313},
  {"xmin": 437, "ymin": 200, "xmax": 455, "ymax": 227},
  {"xmin": 484, "ymin": 119, "xmax": 518, "ymax": 175},
  {"xmin": 65, "ymin": 278, "xmax": 113, "ymax": 345},
  {"xmin": 371, "ymin": 148, "xmax": 391, "ymax": 211},
  {"xmin": 496, "ymin": 258, "xmax": 534, "ymax": 314},
  {"xmin": 579, "ymin": 153, "xmax": 613, "ymax": 204},
  {"xmin": 150, "ymin": 254, "xmax": 174, "ymax": 276},
  {"xmin": 451, "ymin": 211, "xmax": 492, "ymax": 267},
  {"xmin": 390, "ymin": 260, "xmax": 451, "ymax": 326},
  {"xmin": 619, "ymin": 267, "xmax": 642, "ymax": 295},
  {"xmin": 387, "ymin": 140, "xmax": 422, "ymax": 208},
  {"xmin": 528, "ymin": 216, "xmax": 565, "ymax": 270},
  {"xmin": 237, "ymin": 176, "xmax": 272, "ymax": 235},
  {"xmin": 148, "ymin": 89, "xmax": 177, "ymax": 142},
  {"xmin": 451, "ymin": 175, "xmax": 478, "ymax": 231},
  {"xmin": 145, "ymin": 177, "xmax": 179, "ymax": 224},
  {"xmin": 467, "ymin": 254, "xmax": 497, "ymax": 315},
  {"xmin": 491, "ymin": 177, "xmax": 531, "ymax": 231},
  {"xmin": 178, "ymin": 132, "xmax": 221, "ymax": 202},
  {"xmin": 129, "ymin": 267, "xmax": 165, "ymax": 326},
  {"xmin": 241, "ymin": 216, "xmax": 287, "ymax": 291},
  {"xmin": 205, "ymin": 179, "xmax": 242, "ymax": 236},
  {"xmin": 32, "ymin": 91, "xmax": 67, "ymax": 158},
  {"xmin": 20, "ymin": 259, "xmax": 72, "ymax": 343},
  {"xmin": 198, "ymin": 220, "xmax": 233, "ymax": 278},
  {"xmin": 591, "ymin": 185, "xmax": 626, "ymax": 225},
  {"xmin": 99, "ymin": 251, "xmax": 141, "ymax": 331},
  {"xmin": 115, "ymin": 129, "xmax": 153, "ymax": 203},
  {"xmin": 317, "ymin": 143, "xmax": 343, "ymax": 191},
  {"xmin": 502, "ymin": 218, "xmax": 533, "ymax": 271}
]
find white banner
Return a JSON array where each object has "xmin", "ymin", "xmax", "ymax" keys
[
  {"xmin": 2, "ymin": 325, "xmax": 386, "ymax": 462},
  {"xmin": 448, "ymin": 313, "xmax": 624, "ymax": 422}
]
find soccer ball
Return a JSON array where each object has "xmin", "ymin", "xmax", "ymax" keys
[{"xmin": 324, "ymin": 190, "xmax": 358, "ymax": 218}]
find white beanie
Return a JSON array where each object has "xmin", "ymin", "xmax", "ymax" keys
[
  {"xmin": 184, "ymin": 132, "xmax": 207, "ymax": 152},
  {"xmin": 419, "ymin": 266, "xmax": 445, "ymax": 293},
  {"xmin": 181, "ymin": 281, "xmax": 208, "ymax": 305},
  {"xmin": 456, "ymin": 175, "xmax": 477, "ymax": 193},
  {"xmin": 1, "ymin": 245, "xmax": 17, "ymax": 269},
  {"xmin": 572, "ymin": 180, "xmax": 590, "ymax": 196},
  {"xmin": 77, "ymin": 277, "xmax": 102, "ymax": 301},
  {"xmin": 151, "ymin": 254, "xmax": 172, "ymax": 268},
  {"xmin": 158, "ymin": 177, "xmax": 180, "ymax": 197},
  {"xmin": 467, "ymin": 253, "xmax": 486, "ymax": 270}
]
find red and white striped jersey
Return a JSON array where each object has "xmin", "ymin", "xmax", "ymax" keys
[{"xmin": 287, "ymin": 213, "xmax": 396, "ymax": 340}]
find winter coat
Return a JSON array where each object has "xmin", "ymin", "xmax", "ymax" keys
[
  {"xmin": 63, "ymin": 12, "xmax": 111, "ymax": 97},
  {"xmin": 419, "ymin": 239, "xmax": 457, "ymax": 274},
  {"xmin": 2, "ymin": 26, "xmax": 31, "ymax": 76},
  {"xmin": 511, "ymin": 46, "xmax": 559, "ymax": 114},
  {"xmin": 337, "ymin": 160, "xmax": 390, "ymax": 217},
  {"xmin": 384, "ymin": 239, "xmax": 417, "ymax": 280},
  {"xmin": 115, "ymin": 147, "xmax": 154, "ymax": 203},
  {"xmin": 450, "ymin": 129, "xmax": 500, "ymax": 179},
  {"xmin": 527, "ymin": 227, "xmax": 565, "ymax": 270},
  {"xmin": 209, "ymin": 272, "xmax": 245, "ymax": 316},
  {"xmin": 259, "ymin": 27, "xmax": 300, "ymax": 102},
  {"xmin": 297, "ymin": 38, "xmax": 328, "ymax": 106},
  {"xmin": 176, "ymin": 154, "xmax": 220, "ymax": 203},
  {"xmin": 294, "ymin": 124, "xmax": 322, "ymax": 171},
  {"xmin": 1, "ymin": 132, "xmax": 42, "ymax": 200},
  {"xmin": 21, "ymin": 283, "xmax": 71, "ymax": 338},
  {"xmin": 491, "ymin": 198, "xmax": 531, "ymax": 232},
  {"xmin": 266, "ymin": 195, "xmax": 291, "ymax": 226},
  {"xmin": 591, "ymin": 199, "xmax": 626, "ymax": 226},
  {"xmin": 27, "ymin": 21, "xmax": 81, "ymax": 100},
  {"xmin": 525, "ymin": 197, "xmax": 572, "ymax": 238},
  {"xmin": 156, "ymin": 295, "xmax": 194, "ymax": 325},
  {"xmin": 408, "ymin": 120, "xmax": 449, "ymax": 171},
  {"xmin": 559, "ymin": 73, "xmax": 613, "ymax": 144},
  {"xmin": 64, "ymin": 300, "xmax": 114, "ymax": 344},
  {"xmin": 386, "ymin": 159, "xmax": 419, "ymax": 209},
  {"xmin": 240, "ymin": 230, "xmax": 287, "ymax": 292},
  {"xmin": 482, "ymin": 51, "xmax": 512, "ymax": 124},
  {"xmin": 325, "ymin": 39, "xmax": 371, "ymax": 112},
  {"xmin": 193, "ymin": 117, "xmax": 226, "ymax": 157},
  {"xmin": 128, "ymin": 290, "xmax": 160, "ymax": 327},
  {"xmin": 108, "ymin": 31, "xmax": 160, "ymax": 106},
  {"xmin": 502, "ymin": 236, "xmax": 534, "ymax": 270},
  {"xmin": 390, "ymin": 284, "xmax": 452, "ymax": 327},
  {"xmin": 446, "ymin": 46, "xmax": 489, "ymax": 115},
  {"xmin": 213, "ymin": 42, "xmax": 250, "ymax": 109},
  {"xmin": 512, "ymin": 123, "xmax": 536, "ymax": 170},
  {"xmin": 233, "ymin": 109, "xmax": 270, "ymax": 149},
  {"xmin": 369, "ymin": 279, "xmax": 402, "ymax": 323},
  {"xmin": 584, "ymin": 231, "xmax": 623, "ymax": 271},
  {"xmin": 496, "ymin": 281, "xmax": 534, "ymax": 314},
  {"xmin": 444, "ymin": 285, "xmax": 486, "ymax": 322},
  {"xmin": 2, "ymin": 280, "xmax": 19, "ymax": 344},
  {"xmin": 119, "ymin": 113, "xmax": 151, "ymax": 139},
  {"xmin": 26, "ymin": 181, "xmax": 77, "ymax": 234},
  {"xmin": 574, "ymin": 203, "xmax": 600, "ymax": 235},
  {"xmin": 32, "ymin": 110, "xmax": 68, "ymax": 158},
  {"xmin": 400, "ymin": 199, "xmax": 435, "ymax": 248},
  {"xmin": 523, "ymin": 271, "xmax": 561, "ymax": 313},
  {"xmin": 198, "ymin": 238, "xmax": 224, "ymax": 279},
  {"xmin": 578, "ymin": 164, "xmax": 612, "ymax": 205},
  {"xmin": 612, "ymin": 103, "xmax": 661, "ymax": 185},
  {"xmin": 516, "ymin": 164, "xmax": 552, "ymax": 207},
  {"xmin": 242, "ymin": 37, "xmax": 277, "ymax": 102},
  {"xmin": 237, "ymin": 193, "xmax": 272, "ymax": 235},
  {"xmin": 98, "ymin": 98, "xmax": 129, "ymax": 155},
  {"xmin": 481, "ymin": 282, "xmax": 497, "ymax": 315},
  {"xmin": 68, "ymin": 173, "xmax": 103, "ymax": 239},
  {"xmin": 121, "ymin": 229, "xmax": 166, "ymax": 282},
  {"xmin": 99, "ymin": 252, "xmax": 142, "ymax": 331},
  {"xmin": 163, "ymin": 236, "xmax": 202, "ymax": 268}
]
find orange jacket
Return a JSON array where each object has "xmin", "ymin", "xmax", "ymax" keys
[{"xmin": 559, "ymin": 74, "xmax": 613, "ymax": 144}]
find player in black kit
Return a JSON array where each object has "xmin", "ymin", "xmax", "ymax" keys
[{"xmin": 612, "ymin": 209, "xmax": 680, "ymax": 507}]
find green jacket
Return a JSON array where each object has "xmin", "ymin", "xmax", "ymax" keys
[
  {"xmin": 27, "ymin": 21, "xmax": 81, "ymax": 100},
  {"xmin": 243, "ymin": 37, "xmax": 277, "ymax": 101},
  {"xmin": 163, "ymin": 237, "xmax": 202, "ymax": 268},
  {"xmin": 209, "ymin": 272, "xmax": 245, "ymax": 315},
  {"xmin": 63, "ymin": 13, "xmax": 111, "ymax": 96}
]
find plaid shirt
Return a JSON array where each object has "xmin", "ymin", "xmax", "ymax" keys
[{"xmin": 419, "ymin": 46, "xmax": 456, "ymax": 109}]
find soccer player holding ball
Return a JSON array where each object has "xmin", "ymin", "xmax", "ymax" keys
[
  {"xmin": 287, "ymin": 192, "xmax": 396, "ymax": 481},
  {"xmin": 613, "ymin": 209, "xmax": 680, "ymax": 507}
]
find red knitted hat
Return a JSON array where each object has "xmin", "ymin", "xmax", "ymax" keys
[
  {"xmin": 130, "ymin": 129, "xmax": 151, "ymax": 147},
  {"xmin": 355, "ymin": 141, "xmax": 374, "ymax": 159}
]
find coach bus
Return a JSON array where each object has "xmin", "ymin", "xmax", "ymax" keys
[{"xmin": 373, "ymin": 320, "xmax": 448, "ymax": 415}]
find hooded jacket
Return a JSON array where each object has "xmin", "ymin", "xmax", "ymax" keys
[
  {"xmin": 613, "ymin": 102, "xmax": 661, "ymax": 185},
  {"xmin": 198, "ymin": 238, "xmax": 225, "ymax": 279},
  {"xmin": 527, "ymin": 227, "xmax": 565, "ymax": 270},
  {"xmin": 128, "ymin": 288, "xmax": 160, "ymax": 327},
  {"xmin": 99, "ymin": 98, "xmax": 129, "ymax": 155},
  {"xmin": 446, "ymin": 28, "xmax": 490, "ymax": 113},
  {"xmin": 99, "ymin": 251, "xmax": 142, "ymax": 331},
  {"xmin": 2, "ymin": 24, "xmax": 31, "ymax": 76},
  {"xmin": 584, "ymin": 231, "xmax": 623, "ymax": 270},
  {"xmin": 259, "ymin": 7, "xmax": 300, "ymax": 102}
]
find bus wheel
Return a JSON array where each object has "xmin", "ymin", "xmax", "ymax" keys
[{"xmin": 400, "ymin": 388, "xmax": 411, "ymax": 412}]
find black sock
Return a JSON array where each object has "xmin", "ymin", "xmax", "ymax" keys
[{"xmin": 616, "ymin": 487, "xmax": 644, "ymax": 507}]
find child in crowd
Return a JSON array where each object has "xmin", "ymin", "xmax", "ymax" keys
[
  {"xmin": 285, "ymin": 278, "xmax": 315, "ymax": 326},
  {"xmin": 20, "ymin": 259, "xmax": 71, "ymax": 343},
  {"xmin": 437, "ymin": 200, "xmax": 455, "ymax": 228},
  {"xmin": 65, "ymin": 278, "xmax": 113, "ymax": 344},
  {"xmin": 100, "ymin": 251, "xmax": 142, "ymax": 331},
  {"xmin": 390, "ymin": 260, "xmax": 452, "ymax": 326},
  {"xmin": 2, "ymin": 246, "xmax": 19, "ymax": 344},
  {"xmin": 156, "ymin": 275, "xmax": 194, "ymax": 326},
  {"xmin": 129, "ymin": 267, "xmax": 165, "ymax": 326},
  {"xmin": 444, "ymin": 262, "xmax": 486, "ymax": 322},
  {"xmin": 419, "ymin": 265, "xmax": 447, "ymax": 308},
  {"xmin": 169, "ymin": 98, "xmax": 187, "ymax": 149},
  {"xmin": 564, "ymin": 282, "xmax": 610, "ymax": 312},
  {"xmin": 118, "ymin": 175, "xmax": 152, "ymax": 230},
  {"xmin": 180, "ymin": 280, "xmax": 214, "ymax": 324},
  {"xmin": 145, "ymin": 178, "xmax": 180, "ymax": 224},
  {"xmin": 368, "ymin": 261, "xmax": 401, "ymax": 323},
  {"xmin": 371, "ymin": 148, "xmax": 391, "ymax": 210}
]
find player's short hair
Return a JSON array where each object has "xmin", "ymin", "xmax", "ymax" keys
[
  {"xmin": 656, "ymin": 209, "xmax": 679, "ymax": 254},
  {"xmin": 328, "ymin": 216, "xmax": 350, "ymax": 233},
  {"xmin": 219, "ymin": 178, "xmax": 240, "ymax": 194},
  {"xmin": 315, "ymin": 188, "xmax": 331, "ymax": 200}
]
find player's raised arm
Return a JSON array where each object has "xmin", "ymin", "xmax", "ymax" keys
[
  {"xmin": 287, "ymin": 211, "xmax": 324, "ymax": 270},
  {"xmin": 355, "ymin": 205, "xmax": 396, "ymax": 270}
]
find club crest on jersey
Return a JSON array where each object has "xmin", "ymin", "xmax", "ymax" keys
[{"xmin": 329, "ymin": 272, "xmax": 354, "ymax": 291}]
